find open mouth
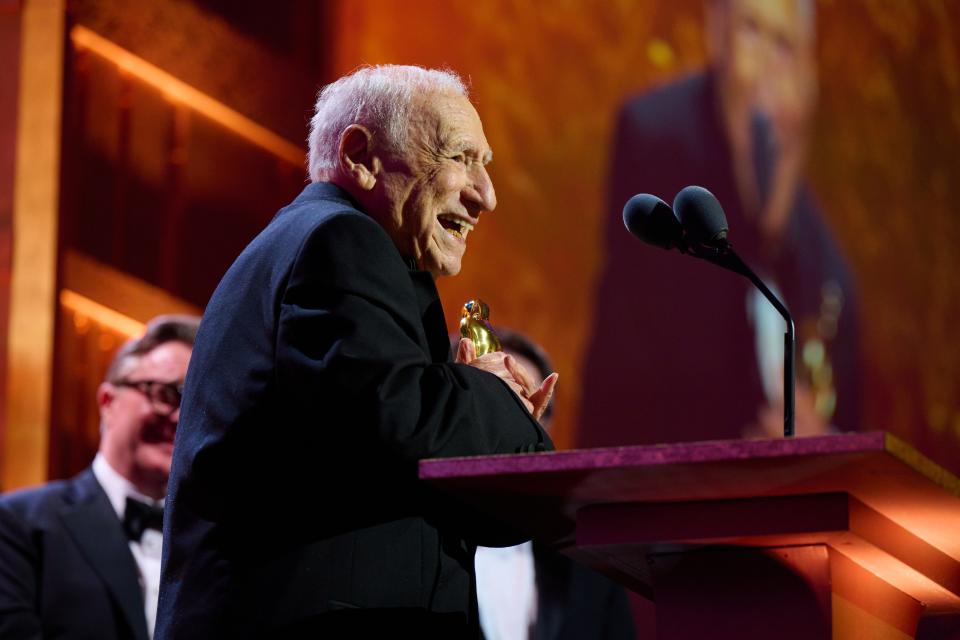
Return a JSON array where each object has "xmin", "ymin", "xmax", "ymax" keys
[
  {"xmin": 142, "ymin": 419, "xmax": 177, "ymax": 445},
  {"xmin": 437, "ymin": 214, "xmax": 474, "ymax": 241}
]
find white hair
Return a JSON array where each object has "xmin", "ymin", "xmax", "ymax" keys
[{"xmin": 307, "ymin": 65, "xmax": 468, "ymax": 182}]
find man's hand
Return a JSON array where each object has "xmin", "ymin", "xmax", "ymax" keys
[
  {"xmin": 456, "ymin": 338, "xmax": 558, "ymax": 421},
  {"xmin": 742, "ymin": 382, "xmax": 831, "ymax": 439}
]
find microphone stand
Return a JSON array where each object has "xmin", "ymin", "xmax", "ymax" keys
[{"xmin": 680, "ymin": 241, "xmax": 796, "ymax": 438}]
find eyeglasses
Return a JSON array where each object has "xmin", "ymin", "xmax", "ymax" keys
[{"xmin": 113, "ymin": 379, "xmax": 184, "ymax": 415}]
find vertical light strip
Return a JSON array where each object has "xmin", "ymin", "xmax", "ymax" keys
[{"xmin": 3, "ymin": 0, "xmax": 65, "ymax": 490}]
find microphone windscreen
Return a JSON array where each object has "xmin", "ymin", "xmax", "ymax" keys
[
  {"xmin": 622, "ymin": 193, "xmax": 683, "ymax": 250},
  {"xmin": 673, "ymin": 186, "xmax": 729, "ymax": 247}
]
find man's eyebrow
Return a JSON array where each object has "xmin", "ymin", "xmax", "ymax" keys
[
  {"xmin": 442, "ymin": 137, "xmax": 472, "ymax": 152},
  {"xmin": 443, "ymin": 138, "xmax": 493, "ymax": 164}
]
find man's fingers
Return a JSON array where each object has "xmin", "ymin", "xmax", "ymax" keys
[
  {"xmin": 462, "ymin": 350, "xmax": 545, "ymax": 417},
  {"xmin": 504, "ymin": 354, "xmax": 537, "ymax": 396},
  {"xmin": 530, "ymin": 373, "xmax": 558, "ymax": 421},
  {"xmin": 455, "ymin": 338, "xmax": 476, "ymax": 364},
  {"xmin": 500, "ymin": 378, "xmax": 533, "ymax": 412},
  {"xmin": 469, "ymin": 352, "xmax": 509, "ymax": 377}
]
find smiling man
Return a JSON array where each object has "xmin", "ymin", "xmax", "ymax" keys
[
  {"xmin": 340, "ymin": 87, "xmax": 495, "ymax": 279},
  {"xmin": 0, "ymin": 315, "xmax": 199, "ymax": 640},
  {"xmin": 157, "ymin": 66, "xmax": 557, "ymax": 639}
]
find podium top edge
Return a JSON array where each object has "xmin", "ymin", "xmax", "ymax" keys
[
  {"xmin": 420, "ymin": 432, "xmax": 960, "ymax": 497},
  {"xmin": 421, "ymin": 432, "xmax": 880, "ymax": 474}
]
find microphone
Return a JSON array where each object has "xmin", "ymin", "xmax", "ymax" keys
[
  {"xmin": 623, "ymin": 186, "xmax": 797, "ymax": 438},
  {"xmin": 621, "ymin": 187, "xmax": 728, "ymax": 256},
  {"xmin": 621, "ymin": 193, "xmax": 685, "ymax": 251},
  {"xmin": 672, "ymin": 185, "xmax": 728, "ymax": 249}
]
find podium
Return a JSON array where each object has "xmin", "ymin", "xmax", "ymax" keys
[{"xmin": 420, "ymin": 432, "xmax": 960, "ymax": 639}]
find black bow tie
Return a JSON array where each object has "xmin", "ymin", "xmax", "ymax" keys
[{"xmin": 123, "ymin": 497, "xmax": 164, "ymax": 542}]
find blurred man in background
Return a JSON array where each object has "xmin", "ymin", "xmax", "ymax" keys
[
  {"xmin": 476, "ymin": 329, "xmax": 635, "ymax": 640},
  {"xmin": 0, "ymin": 315, "xmax": 199, "ymax": 640},
  {"xmin": 582, "ymin": 0, "xmax": 859, "ymax": 446}
]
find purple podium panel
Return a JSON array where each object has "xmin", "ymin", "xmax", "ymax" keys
[{"xmin": 420, "ymin": 432, "xmax": 960, "ymax": 639}]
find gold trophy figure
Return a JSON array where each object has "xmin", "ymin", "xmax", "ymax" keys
[{"xmin": 459, "ymin": 299, "xmax": 502, "ymax": 357}]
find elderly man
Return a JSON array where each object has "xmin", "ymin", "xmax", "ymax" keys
[
  {"xmin": 157, "ymin": 65, "xmax": 557, "ymax": 639},
  {"xmin": 0, "ymin": 315, "xmax": 199, "ymax": 640}
]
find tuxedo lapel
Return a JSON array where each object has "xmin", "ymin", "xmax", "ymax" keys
[
  {"xmin": 59, "ymin": 470, "xmax": 149, "ymax": 640},
  {"xmin": 410, "ymin": 270, "xmax": 452, "ymax": 363},
  {"xmin": 533, "ymin": 543, "xmax": 569, "ymax": 640}
]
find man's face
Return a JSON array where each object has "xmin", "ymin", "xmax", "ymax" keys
[
  {"xmin": 713, "ymin": 0, "xmax": 810, "ymax": 102},
  {"xmin": 373, "ymin": 90, "xmax": 497, "ymax": 278},
  {"xmin": 98, "ymin": 341, "xmax": 191, "ymax": 495}
]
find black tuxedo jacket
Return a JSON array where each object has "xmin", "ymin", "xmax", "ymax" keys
[
  {"xmin": 157, "ymin": 183, "xmax": 553, "ymax": 639},
  {"xmin": 0, "ymin": 469, "xmax": 149, "ymax": 640},
  {"xmin": 532, "ymin": 544, "xmax": 635, "ymax": 640}
]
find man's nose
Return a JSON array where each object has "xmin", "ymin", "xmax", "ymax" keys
[
  {"xmin": 158, "ymin": 403, "xmax": 180, "ymax": 422},
  {"xmin": 465, "ymin": 164, "xmax": 497, "ymax": 214}
]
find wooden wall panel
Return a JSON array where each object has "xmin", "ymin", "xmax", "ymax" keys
[{"xmin": 60, "ymin": 27, "xmax": 307, "ymax": 310}]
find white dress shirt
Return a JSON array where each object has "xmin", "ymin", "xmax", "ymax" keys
[
  {"xmin": 476, "ymin": 541, "xmax": 538, "ymax": 640},
  {"xmin": 92, "ymin": 453, "xmax": 163, "ymax": 639},
  {"xmin": 747, "ymin": 279, "xmax": 786, "ymax": 408}
]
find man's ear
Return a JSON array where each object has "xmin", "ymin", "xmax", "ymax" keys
[
  {"xmin": 338, "ymin": 124, "xmax": 380, "ymax": 191},
  {"xmin": 96, "ymin": 382, "xmax": 114, "ymax": 423}
]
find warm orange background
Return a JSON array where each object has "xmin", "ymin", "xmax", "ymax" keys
[{"xmin": 330, "ymin": 0, "xmax": 960, "ymax": 467}]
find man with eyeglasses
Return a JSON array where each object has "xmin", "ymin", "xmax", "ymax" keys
[{"xmin": 0, "ymin": 315, "xmax": 199, "ymax": 640}]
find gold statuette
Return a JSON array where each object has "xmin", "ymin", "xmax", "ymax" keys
[{"xmin": 459, "ymin": 299, "xmax": 502, "ymax": 357}]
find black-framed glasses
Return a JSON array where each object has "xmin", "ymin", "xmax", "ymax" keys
[{"xmin": 113, "ymin": 379, "xmax": 184, "ymax": 415}]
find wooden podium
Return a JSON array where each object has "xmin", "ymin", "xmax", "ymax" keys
[{"xmin": 420, "ymin": 432, "xmax": 960, "ymax": 639}]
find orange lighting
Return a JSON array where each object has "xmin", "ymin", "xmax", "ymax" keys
[
  {"xmin": 60, "ymin": 289, "xmax": 145, "ymax": 338},
  {"xmin": 4, "ymin": 0, "xmax": 65, "ymax": 491},
  {"xmin": 70, "ymin": 25, "xmax": 306, "ymax": 168}
]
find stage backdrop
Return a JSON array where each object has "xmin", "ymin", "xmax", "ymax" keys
[{"xmin": 330, "ymin": 0, "xmax": 960, "ymax": 468}]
